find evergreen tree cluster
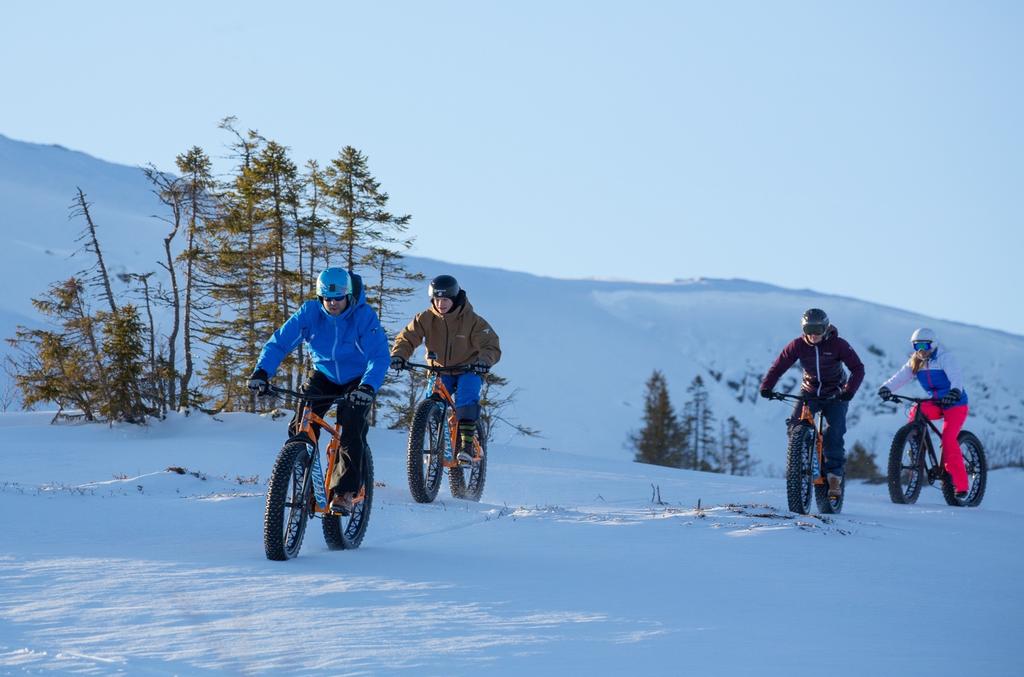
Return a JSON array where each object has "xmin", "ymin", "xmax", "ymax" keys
[
  {"xmin": 629, "ymin": 370, "xmax": 757, "ymax": 476},
  {"xmin": 6, "ymin": 118, "xmax": 425, "ymax": 424}
]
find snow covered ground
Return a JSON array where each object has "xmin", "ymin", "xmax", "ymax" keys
[{"xmin": 1, "ymin": 411, "xmax": 1020, "ymax": 675}]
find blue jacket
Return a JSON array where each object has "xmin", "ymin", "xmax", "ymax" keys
[
  {"xmin": 881, "ymin": 346, "xmax": 968, "ymax": 406},
  {"xmin": 255, "ymin": 273, "xmax": 389, "ymax": 391}
]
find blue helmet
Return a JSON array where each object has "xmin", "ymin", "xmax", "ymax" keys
[{"xmin": 316, "ymin": 268, "xmax": 351, "ymax": 299}]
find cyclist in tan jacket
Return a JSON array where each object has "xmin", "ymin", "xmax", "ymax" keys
[{"xmin": 390, "ymin": 274, "xmax": 501, "ymax": 462}]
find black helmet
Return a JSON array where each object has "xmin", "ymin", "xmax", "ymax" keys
[
  {"xmin": 801, "ymin": 308, "xmax": 830, "ymax": 336},
  {"xmin": 428, "ymin": 274, "xmax": 460, "ymax": 299}
]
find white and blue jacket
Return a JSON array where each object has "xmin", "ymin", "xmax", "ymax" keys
[
  {"xmin": 881, "ymin": 347, "xmax": 968, "ymax": 406},
  {"xmin": 255, "ymin": 274, "xmax": 389, "ymax": 391}
]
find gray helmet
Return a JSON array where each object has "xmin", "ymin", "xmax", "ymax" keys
[
  {"xmin": 428, "ymin": 274, "xmax": 460, "ymax": 299},
  {"xmin": 801, "ymin": 308, "xmax": 830, "ymax": 336}
]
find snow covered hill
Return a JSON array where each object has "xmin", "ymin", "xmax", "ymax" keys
[
  {"xmin": 2, "ymin": 132, "xmax": 1023, "ymax": 471},
  {"xmin": 0, "ymin": 412, "xmax": 1020, "ymax": 675}
]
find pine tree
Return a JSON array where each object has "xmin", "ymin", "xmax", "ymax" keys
[
  {"xmin": 845, "ymin": 442, "xmax": 882, "ymax": 480},
  {"xmin": 629, "ymin": 370, "xmax": 686, "ymax": 468},
  {"xmin": 714, "ymin": 416, "xmax": 758, "ymax": 476},
  {"xmin": 142, "ymin": 164, "xmax": 185, "ymax": 408},
  {"xmin": 201, "ymin": 344, "xmax": 250, "ymax": 413},
  {"xmin": 175, "ymin": 146, "xmax": 216, "ymax": 410},
  {"xmin": 7, "ymin": 278, "xmax": 105, "ymax": 422},
  {"xmin": 681, "ymin": 375, "xmax": 717, "ymax": 471},
  {"xmin": 196, "ymin": 119, "xmax": 277, "ymax": 413},
  {"xmin": 117, "ymin": 272, "xmax": 164, "ymax": 416},
  {"xmin": 70, "ymin": 188, "xmax": 117, "ymax": 314},
  {"xmin": 323, "ymin": 146, "xmax": 412, "ymax": 271},
  {"xmin": 101, "ymin": 305, "xmax": 149, "ymax": 423}
]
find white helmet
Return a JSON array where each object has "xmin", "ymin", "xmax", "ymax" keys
[{"xmin": 910, "ymin": 327, "xmax": 937, "ymax": 350}]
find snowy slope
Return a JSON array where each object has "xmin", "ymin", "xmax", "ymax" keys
[
  {"xmin": 2, "ymin": 132, "xmax": 1023, "ymax": 472},
  {"xmin": 0, "ymin": 412, "xmax": 1020, "ymax": 675}
]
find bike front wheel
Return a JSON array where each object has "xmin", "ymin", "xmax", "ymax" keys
[
  {"xmin": 785, "ymin": 424, "xmax": 814, "ymax": 514},
  {"xmin": 264, "ymin": 441, "xmax": 314, "ymax": 561},
  {"xmin": 887, "ymin": 424, "xmax": 926, "ymax": 505},
  {"xmin": 407, "ymin": 399, "xmax": 446, "ymax": 503},
  {"xmin": 449, "ymin": 420, "xmax": 487, "ymax": 502},
  {"xmin": 941, "ymin": 431, "xmax": 987, "ymax": 507}
]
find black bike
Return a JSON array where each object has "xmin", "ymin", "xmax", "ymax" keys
[
  {"xmin": 398, "ymin": 362, "xmax": 487, "ymax": 503},
  {"xmin": 769, "ymin": 392, "xmax": 844, "ymax": 514},
  {"xmin": 262, "ymin": 385, "xmax": 374, "ymax": 560},
  {"xmin": 883, "ymin": 393, "xmax": 986, "ymax": 507}
]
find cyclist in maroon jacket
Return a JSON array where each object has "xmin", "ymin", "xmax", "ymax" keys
[{"xmin": 759, "ymin": 308, "xmax": 865, "ymax": 499}]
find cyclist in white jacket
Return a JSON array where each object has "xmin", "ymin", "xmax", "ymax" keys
[{"xmin": 877, "ymin": 328, "xmax": 969, "ymax": 499}]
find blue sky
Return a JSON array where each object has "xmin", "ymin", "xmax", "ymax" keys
[{"xmin": 2, "ymin": 1, "xmax": 1022, "ymax": 335}]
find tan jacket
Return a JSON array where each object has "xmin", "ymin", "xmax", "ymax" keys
[{"xmin": 391, "ymin": 294, "xmax": 501, "ymax": 368}]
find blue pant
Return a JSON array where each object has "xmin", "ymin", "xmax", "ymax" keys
[
  {"xmin": 440, "ymin": 373, "xmax": 482, "ymax": 421},
  {"xmin": 791, "ymin": 398, "xmax": 848, "ymax": 476}
]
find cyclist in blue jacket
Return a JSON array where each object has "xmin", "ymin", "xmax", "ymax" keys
[{"xmin": 247, "ymin": 268, "xmax": 389, "ymax": 512}]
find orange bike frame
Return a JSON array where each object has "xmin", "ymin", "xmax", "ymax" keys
[
  {"xmin": 427, "ymin": 374, "xmax": 483, "ymax": 468},
  {"xmin": 799, "ymin": 404, "xmax": 828, "ymax": 486},
  {"xmin": 294, "ymin": 402, "xmax": 367, "ymax": 515}
]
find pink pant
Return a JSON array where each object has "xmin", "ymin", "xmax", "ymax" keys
[{"xmin": 910, "ymin": 402, "xmax": 969, "ymax": 492}]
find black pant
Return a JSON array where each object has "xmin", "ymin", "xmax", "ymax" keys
[{"xmin": 288, "ymin": 370, "xmax": 369, "ymax": 493}]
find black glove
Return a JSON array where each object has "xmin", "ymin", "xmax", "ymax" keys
[
  {"xmin": 760, "ymin": 387, "xmax": 774, "ymax": 400},
  {"xmin": 390, "ymin": 355, "xmax": 407, "ymax": 371},
  {"xmin": 838, "ymin": 390, "xmax": 854, "ymax": 402},
  {"xmin": 939, "ymin": 388, "xmax": 961, "ymax": 407},
  {"xmin": 347, "ymin": 384, "xmax": 375, "ymax": 406},
  {"xmin": 878, "ymin": 386, "xmax": 892, "ymax": 401},
  {"xmin": 470, "ymin": 362, "xmax": 490, "ymax": 375},
  {"xmin": 247, "ymin": 367, "xmax": 269, "ymax": 395}
]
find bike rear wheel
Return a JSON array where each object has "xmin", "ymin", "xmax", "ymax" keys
[
  {"xmin": 449, "ymin": 420, "xmax": 487, "ymax": 502},
  {"xmin": 941, "ymin": 430, "xmax": 987, "ymax": 507},
  {"xmin": 786, "ymin": 424, "xmax": 814, "ymax": 514},
  {"xmin": 815, "ymin": 473, "xmax": 844, "ymax": 514},
  {"xmin": 264, "ymin": 441, "xmax": 313, "ymax": 561},
  {"xmin": 407, "ymin": 399, "xmax": 446, "ymax": 503},
  {"xmin": 322, "ymin": 446, "xmax": 374, "ymax": 549},
  {"xmin": 887, "ymin": 424, "xmax": 926, "ymax": 504}
]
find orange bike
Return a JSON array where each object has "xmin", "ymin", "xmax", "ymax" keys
[
  {"xmin": 400, "ymin": 362, "xmax": 487, "ymax": 503},
  {"xmin": 769, "ymin": 391, "xmax": 844, "ymax": 515},
  {"xmin": 262, "ymin": 385, "xmax": 373, "ymax": 560}
]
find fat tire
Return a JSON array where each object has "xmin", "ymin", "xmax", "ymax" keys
[
  {"xmin": 786, "ymin": 424, "xmax": 814, "ymax": 514},
  {"xmin": 815, "ymin": 473, "xmax": 844, "ymax": 514},
  {"xmin": 264, "ymin": 441, "xmax": 313, "ymax": 561},
  {"xmin": 449, "ymin": 420, "xmax": 487, "ymax": 502},
  {"xmin": 407, "ymin": 399, "xmax": 445, "ymax": 503},
  {"xmin": 322, "ymin": 445, "xmax": 374, "ymax": 549},
  {"xmin": 888, "ymin": 424, "xmax": 925, "ymax": 504},
  {"xmin": 941, "ymin": 430, "xmax": 987, "ymax": 507}
]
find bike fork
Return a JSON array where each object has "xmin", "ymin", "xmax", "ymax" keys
[{"xmin": 309, "ymin": 443, "xmax": 327, "ymax": 511}]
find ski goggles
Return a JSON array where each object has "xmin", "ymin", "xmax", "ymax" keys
[
  {"xmin": 912, "ymin": 340, "xmax": 933, "ymax": 351},
  {"xmin": 802, "ymin": 323, "xmax": 827, "ymax": 336}
]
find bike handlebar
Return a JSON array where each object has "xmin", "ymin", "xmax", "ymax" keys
[
  {"xmin": 397, "ymin": 362, "xmax": 473, "ymax": 375},
  {"xmin": 264, "ymin": 384, "xmax": 346, "ymax": 403},
  {"xmin": 881, "ymin": 393, "xmax": 939, "ymax": 405},
  {"xmin": 768, "ymin": 391, "xmax": 839, "ymax": 403}
]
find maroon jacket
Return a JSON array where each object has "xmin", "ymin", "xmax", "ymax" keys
[{"xmin": 760, "ymin": 325, "xmax": 865, "ymax": 398}]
